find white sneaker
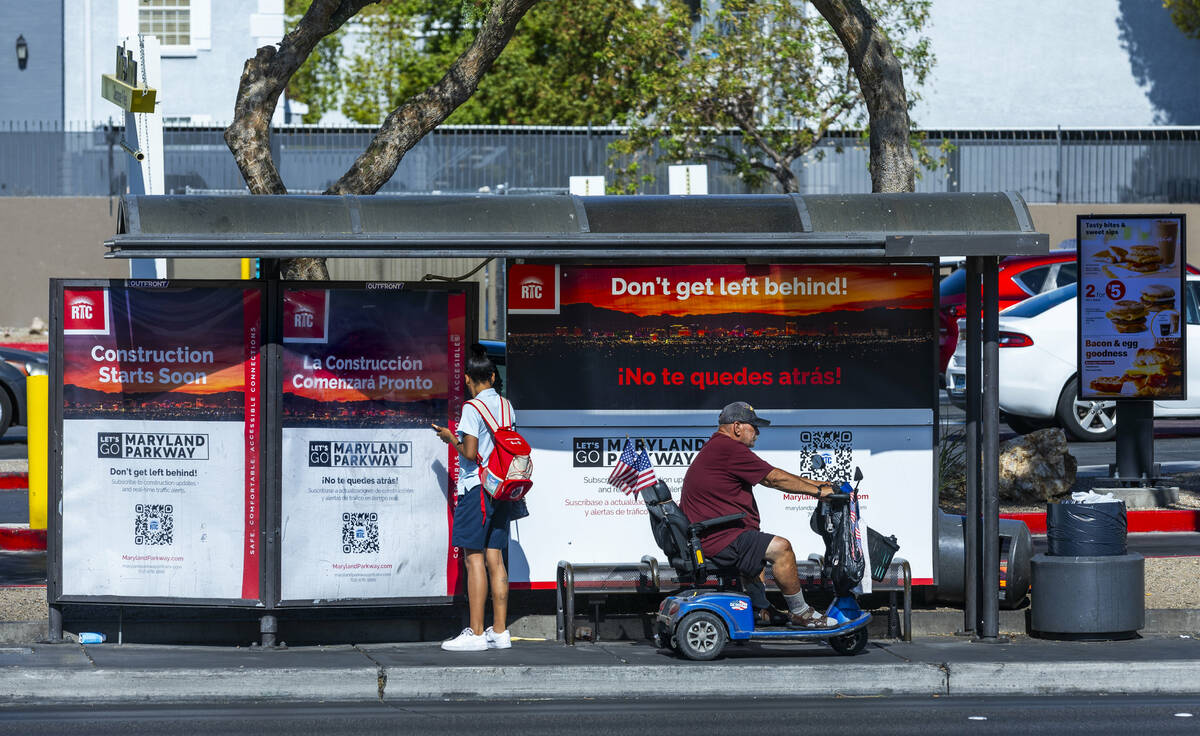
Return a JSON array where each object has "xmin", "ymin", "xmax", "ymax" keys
[
  {"xmin": 441, "ymin": 628, "xmax": 487, "ymax": 652},
  {"xmin": 485, "ymin": 626, "xmax": 512, "ymax": 649}
]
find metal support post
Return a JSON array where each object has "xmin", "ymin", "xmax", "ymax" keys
[
  {"xmin": 963, "ymin": 257, "xmax": 981, "ymax": 634},
  {"xmin": 49, "ymin": 604, "xmax": 63, "ymax": 642},
  {"xmin": 979, "ymin": 256, "xmax": 1001, "ymax": 640},
  {"xmin": 1114, "ymin": 401, "xmax": 1154, "ymax": 480},
  {"xmin": 260, "ymin": 613, "xmax": 278, "ymax": 647}
]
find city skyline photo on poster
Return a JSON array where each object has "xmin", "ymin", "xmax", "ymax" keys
[{"xmin": 507, "ymin": 264, "xmax": 936, "ymax": 411}]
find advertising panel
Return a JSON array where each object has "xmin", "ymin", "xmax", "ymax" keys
[
  {"xmin": 59, "ymin": 282, "xmax": 262, "ymax": 600},
  {"xmin": 506, "ymin": 264, "xmax": 936, "ymax": 585},
  {"xmin": 1078, "ymin": 215, "xmax": 1187, "ymax": 400},
  {"xmin": 278, "ymin": 284, "xmax": 470, "ymax": 602}
]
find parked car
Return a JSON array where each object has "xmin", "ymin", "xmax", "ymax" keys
[
  {"xmin": 938, "ymin": 251, "xmax": 1079, "ymax": 373},
  {"xmin": 945, "ymin": 277, "xmax": 1200, "ymax": 441},
  {"xmin": 0, "ymin": 346, "xmax": 49, "ymax": 439}
]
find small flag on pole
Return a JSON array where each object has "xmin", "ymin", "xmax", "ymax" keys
[{"xmin": 607, "ymin": 439, "xmax": 657, "ymax": 495}]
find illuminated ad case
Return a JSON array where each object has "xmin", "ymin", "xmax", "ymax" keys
[
  {"xmin": 506, "ymin": 264, "xmax": 937, "ymax": 586},
  {"xmin": 53, "ymin": 281, "xmax": 263, "ymax": 602},
  {"xmin": 278, "ymin": 283, "xmax": 473, "ymax": 603},
  {"xmin": 1077, "ymin": 215, "xmax": 1187, "ymax": 401}
]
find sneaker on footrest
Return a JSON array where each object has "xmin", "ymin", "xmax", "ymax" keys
[{"xmin": 787, "ymin": 608, "xmax": 837, "ymax": 630}]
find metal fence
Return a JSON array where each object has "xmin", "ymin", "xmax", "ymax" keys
[{"xmin": 2, "ymin": 121, "xmax": 1200, "ymax": 202}]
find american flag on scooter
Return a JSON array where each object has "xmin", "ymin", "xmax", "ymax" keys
[{"xmin": 608, "ymin": 439, "xmax": 656, "ymax": 495}]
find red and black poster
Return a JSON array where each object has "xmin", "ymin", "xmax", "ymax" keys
[
  {"xmin": 508, "ymin": 264, "xmax": 935, "ymax": 411},
  {"xmin": 59, "ymin": 282, "xmax": 263, "ymax": 601},
  {"xmin": 278, "ymin": 284, "xmax": 471, "ymax": 602}
]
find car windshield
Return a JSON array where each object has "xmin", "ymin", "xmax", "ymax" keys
[{"xmin": 1003, "ymin": 282, "xmax": 1077, "ymax": 318}]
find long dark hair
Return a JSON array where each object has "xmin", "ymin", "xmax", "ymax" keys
[{"xmin": 465, "ymin": 343, "xmax": 501, "ymax": 394}]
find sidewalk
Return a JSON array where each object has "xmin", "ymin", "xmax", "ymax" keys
[{"xmin": 2, "ymin": 635, "xmax": 1200, "ymax": 704}]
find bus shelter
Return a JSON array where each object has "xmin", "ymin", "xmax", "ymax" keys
[{"xmin": 47, "ymin": 192, "xmax": 1046, "ymax": 643}]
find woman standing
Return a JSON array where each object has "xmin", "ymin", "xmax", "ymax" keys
[{"xmin": 432, "ymin": 344, "xmax": 515, "ymax": 652}]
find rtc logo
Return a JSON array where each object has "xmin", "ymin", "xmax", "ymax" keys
[
  {"xmin": 283, "ymin": 289, "xmax": 329, "ymax": 343},
  {"xmin": 508, "ymin": 264, "xmax": 559, "ymax": 314},
  {"xmin": 63, "ymin": 289, "xmax": 110, "ymax": 335}
]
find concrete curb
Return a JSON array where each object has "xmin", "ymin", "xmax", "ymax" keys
[
  {"xmin": 4, "ymin": 659, "xmax": 1200, "ymax": 703},
  {"xmin": 1, "ymin": 666, "xmax": 383, "ymax": 705}
]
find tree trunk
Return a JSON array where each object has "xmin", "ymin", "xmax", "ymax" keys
[
  {"xmin": 225, "ymin": 0, "xmax": 538, "ymax": 279},
  {"xmin": 811, "ymin": 0, "xmax": 915, "ymax": 193}
]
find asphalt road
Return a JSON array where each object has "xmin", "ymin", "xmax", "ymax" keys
[{"xmin": 0, "ymin": 697, "xmax": 1198, "ymax": 735}]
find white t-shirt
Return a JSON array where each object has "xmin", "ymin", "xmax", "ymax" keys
[{"xmin": 455, "ymin": 388, "xmax": 515, "ymax": 493}]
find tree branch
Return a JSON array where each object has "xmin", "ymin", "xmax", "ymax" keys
[
  {"xmin": 811, "ymin": 0, "xmax": 915, "ymax": 193},
  {"xmin": 225, "ymin": 1, "xmax": 376, "ymax": 197},
  {"xmin": 328, "ymin": 0, "xmax": 540, "ymax": 195}
]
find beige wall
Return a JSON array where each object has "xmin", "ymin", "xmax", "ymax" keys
[
  {"xmin": 0, "ymin": 197, "xmax": 503, "ymax": 339},
  {"xmin": 0, "ymin": 197, "xmax": 124, "ymax": 328},
  {"xmin": 1028, "ymin": 203, "xmax": 1200, "ymax": 270}
]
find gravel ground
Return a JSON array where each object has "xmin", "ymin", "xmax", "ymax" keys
[{"xmin": 0, "ymin": 587, "xmax": 47, "ymax": 623}]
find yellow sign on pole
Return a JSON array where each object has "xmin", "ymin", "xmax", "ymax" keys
[{"xmin": 101, "ymin": 44, "xmax": 157, "ymax": 113}]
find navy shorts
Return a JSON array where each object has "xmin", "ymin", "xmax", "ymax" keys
[
  {"xmin": 451, "ymin": 486, "xmax": 511, "ymax": 551},
  {"xmin": 709, "ymin": 529, "xmax": 775, "ymax": 578}
]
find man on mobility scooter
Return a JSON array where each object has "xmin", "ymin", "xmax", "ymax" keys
[{"xmin": 681, "ymin": 401, "xmax": 839, "ymax": 629}]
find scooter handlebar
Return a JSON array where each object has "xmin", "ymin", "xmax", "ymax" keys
[{"xmin": 823, "ymin": 492, "xmax": 851, "ymax": 503}]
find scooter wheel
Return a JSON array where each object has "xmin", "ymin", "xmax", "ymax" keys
[
  {"xmin": 675, "ymin": 611, "xmax": 728, "ymax": 661},
  {"xmin": 829, "ymin": 627, "xmax": 867, "ymax": 656}
]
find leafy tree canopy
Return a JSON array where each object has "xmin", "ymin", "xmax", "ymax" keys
[
  {"xmin": 285, "ymin": 0, "xmax": 684, "ymax": 125},
  {"xmin": 1164, "ymin": 0, "xmax": 1200, "ymax": 39},
  {"xmin": 611, "ymin": 0, "xmax": 935, "ymax": 194}
]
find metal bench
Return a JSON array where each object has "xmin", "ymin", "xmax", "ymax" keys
[{"xmin": 556, "ymin": 556, "xmax": 912, "ymax": 644}]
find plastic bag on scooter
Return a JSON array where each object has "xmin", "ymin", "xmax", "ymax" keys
[{"xmin": 809, "ymin": 483, "xmax": 867, "ymax": 596}]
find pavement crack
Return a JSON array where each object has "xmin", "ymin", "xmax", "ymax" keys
[
  {"xmin": 352, "ymin": 645, "xmax": 387, "ymax": 700},
  {"xmin": 79, "ymin": 643, "xmax": 97, "ymax": 667},
  {"xmin": 935, "ymin": 661, "xmax": 951, "ymax": 695}
]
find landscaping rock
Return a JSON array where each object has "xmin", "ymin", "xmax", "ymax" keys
[{"xmin": 999, "ymin": 428, "xmax": 1077, "ymax": 504}]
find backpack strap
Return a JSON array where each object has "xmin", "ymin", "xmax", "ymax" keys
[{"xmin": 466, "ymin": 397, "xmax": 514, "ymax": 432}]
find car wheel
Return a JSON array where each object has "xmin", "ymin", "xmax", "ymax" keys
[
  {"xmin": 1003, "ymin": 413, "xmax": 1054, "ymax": 436},
  {"xmin": 0, "ymin": 388, "xmax": 12, "ymax": 438},
  {"xmin": 1055, "ymin": 376, "xmax": 1116, "ymax": 442},
  {"xmin": 674, "ymin": 611, "xmax": 727, "ymax": 661}
]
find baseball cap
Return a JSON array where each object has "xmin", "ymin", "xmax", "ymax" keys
[{"xmin": 718, "ymin": 401, "xmax": 771, "ymax": 427}]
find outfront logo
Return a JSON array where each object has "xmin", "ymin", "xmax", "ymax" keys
[
  {"xmin": 508, "ymin": 264, "xmax": 559, "ymax": 314},
  {"xmin": 98, "ymin": 432, "xmax": 209, "ymax": 460},
  {"xmin": 63, "ymin": 289, "xmax": 110, "ymax": 335},
  {"xmin": 283, "ymin": 289, "xmax": 330, "ymax": 343},
  {"xmin": 308, "ymin": 440, "xmax": 412, "ymax": 468}
]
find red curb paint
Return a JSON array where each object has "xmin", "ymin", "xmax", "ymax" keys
[
  {"xmin": 1002, "ymin": 509, "xmax": 1200, "ymax": 535},
  {"xmin": 0, "ymin": 473, "xmax": 28, "ymax": 490},
  {"xmin": 0, "ymin": 527, "xmax": 45, "ymax": 551},
  {"xmin": 0, "ymin": 342, "xmax": 47, "ymax": 352}
]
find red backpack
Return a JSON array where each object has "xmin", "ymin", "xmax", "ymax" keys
[{"xmin": 465, "ymin": 396, "xmax": 533, "ymax": 502}]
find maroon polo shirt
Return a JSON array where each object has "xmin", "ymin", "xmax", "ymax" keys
[{"xmin": 680, "ymin": 432, "xmax": 774, "ymax": 557}]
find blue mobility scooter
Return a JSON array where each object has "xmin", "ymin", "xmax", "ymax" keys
[{"xmin": 643, "ymin": 457, "xmax": 874, "ymax": 661}]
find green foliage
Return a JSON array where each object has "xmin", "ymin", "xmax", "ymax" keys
[
  {"xmin": 609, "ymin": 0, "xmax": 937, "ymax": 194},
  {"xmin": 284, "ymin": 0, "xmax": 347, "ymax": 124},
  {"xmin": 285, "ymin": 0, "xmax": 682, "ymax": 126},
  {"xmin": 1164, "ymin": 0, "xmax": 1200, "ymax": 39}
]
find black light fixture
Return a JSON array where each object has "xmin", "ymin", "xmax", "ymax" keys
[{"xmin": 16, "ymin": 35, "xmax": 27, "ymax": 70}]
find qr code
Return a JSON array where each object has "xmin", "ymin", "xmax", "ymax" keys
[
  {"xmin": 134, "ymin": 504, "xmax": 174, "ymax": 546},
  {"xmin": 797, "ymin": 430, "xmax": 854, "ymax": 483},
  {"xmin": 342, "ymin": 512, "xmax": 380, "ymax": 554}
]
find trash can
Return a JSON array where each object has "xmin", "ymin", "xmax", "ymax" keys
[{"xmin": 1031, "ymin": 498, "xmax": 1143, "ymax": 639}]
